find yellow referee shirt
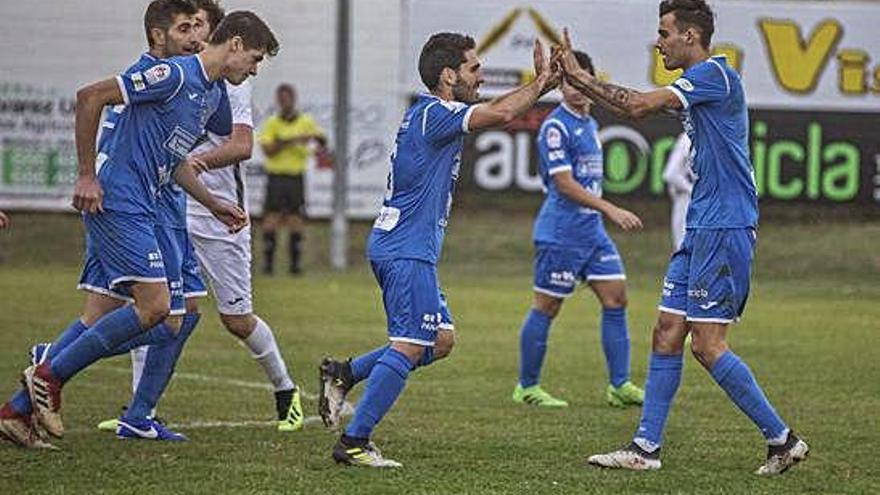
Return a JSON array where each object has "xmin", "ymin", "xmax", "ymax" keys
[{"xmin": 258, "ymin": 113, "xmax": 325, "ymax": 176}]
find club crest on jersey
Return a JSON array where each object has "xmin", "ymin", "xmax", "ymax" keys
[
  {"xmin": 144, "ymin": 63, "xmax": 171, "ymax": 86},
  {"xmin": 546, "ymin": 127, "xmax": 562, "ymax": 148},
  {"xmin": 674, "ymin": 78, "xmax": 695, "ymax": 92}
]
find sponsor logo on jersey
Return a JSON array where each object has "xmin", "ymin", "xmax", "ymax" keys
[
  {"xmin": 131, "ymin": 72, "xmax": 146, "ymax": 92},
  {"xmin": 549, "ymin": 270, "xmax": 576, "ymax": 288},
  {"xmin": 164, "ymin": 126, "xmax": 199, "ymax": 160},
  {"xmin": 144, "ymin": 63, "xmax": 171, "ymax": 86},
  {"xmin": 687, "ymin": 288, "xmax": 709, "ymax": 299},
  {"xmin": 675, "ymin": 78, "xmax": 695, "ymax": 92}
]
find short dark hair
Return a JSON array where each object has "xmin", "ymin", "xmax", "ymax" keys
[
  {"xmin": 194, "ymin": 0, "xmax": 225, "ymax": 32},
  {"xmin": 144, "ymin": 0, "xmax": 198, "ymax": 48},
  {"xmin": 210, "ymin": 11, "xmax": 280, "ymax": 57},
  {"xmin": 418, "ymin": 32, "xmax": 476, "ymax": 90},
  {"xmin": 572, "ymin": 50, "xmax": 595, "ymax": 76},
  {"xmin": 659, "ymin": 0, "xmax": 715, "ymax": 49},
  {"xmin": 276, "ymin": 83, "xmax": 295, "ymax": 97}
]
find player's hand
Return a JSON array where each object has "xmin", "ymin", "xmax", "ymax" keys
[
  {"xmin": 210, "ymin": 200, "xmax": 249, "ymax": 233},
  {"xmin": 0, "ymin": 210, "xmax": 8, "ymax": 230},
  {"xmin": 607, "ymin": 206, "xmax": 643, "ymax": 231},
  {"xmin": 72, "ymin": 175, "xmax": 104, "ymax": 214},
  {"xmin": 559, "ymin": 28, "xmax": 590, "ymax": 82},
  {"xmin": 533, "ymin": 38, "xmax": 560, "ymax": 94},
  {"xmin": 186, "ymin": 155, "xmax": 210, "ymax": 175}
]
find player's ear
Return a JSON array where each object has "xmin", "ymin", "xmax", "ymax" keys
[
  {"xmin": 150, "ymin": 27, "xmax": 166, "ymax": 49},
  {"xmin": 230, "ymin": 35, "xmax": 244, "ymax": 53},
  {"xmin": 438, "ymin": 67, "xmax": 455, "ymax": 88},
  {"xmin": 685, "ymin": 28, "xmax": 695, "ymax": 45}
]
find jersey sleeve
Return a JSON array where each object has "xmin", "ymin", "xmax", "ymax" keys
[
  {"xmin": 536, "ymin": 120, "xmax": 572, "ymax": 176},
  {"xmin": 421, "ymin": 100, "xmax": 475, "ymax": 145},
  {"xmin": 116, "ymin": 61, "xmax": 184, "ymax": 106},
  {"xmin": 205, "ymin": 89, "xmax": 233, "ymax": 136},
  {"xmin": 227, "ymin": 82, "xmax": 254, "ymax": 127},
  {"xmin": 666, "ymin": 60, "xmax": 730, "ymax": 109}
]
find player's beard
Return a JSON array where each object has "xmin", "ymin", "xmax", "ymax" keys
[{"xmin": 452, "ymin": 79, "xmax": 478, "ymax": 104}]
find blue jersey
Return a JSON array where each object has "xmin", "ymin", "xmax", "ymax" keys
[
  {"xmin": 97, "ymin": 54, "xmax": 229, "ymax": 218},
  {"xmin": 156, "ymin": 82, "xmax": 231, "ymax": 229},
  {"xmin": 667, "ymin": 55, "xmax": 758, "ymax": 229},
  {"xmin": 97, "ymin": 53, "xmax": 157, "ymax": 155},
  {"xmin": 367, "ymin": 94, "xmax": 474, "ymax": 264},
  {"xmin": 533, "ymin": 103, "xmax": 604, "ymax": 247}
]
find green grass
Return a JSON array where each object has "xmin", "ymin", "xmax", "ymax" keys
[{"xmin": 1, "ymin": 212, "xmax": 879, "ymax": 494}]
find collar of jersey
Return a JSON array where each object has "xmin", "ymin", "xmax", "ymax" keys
[
  {"xmin": 195, "ymin": 54, "xmax": 211, "ymax": 86},
  {"xmin": 560, "ymin": 101, "xmax": 590, "ymax": 121}
]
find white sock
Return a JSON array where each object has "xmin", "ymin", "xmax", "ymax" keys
[
  {"xmin": 131, "ymin": 346, "xmax": 148, "ymax": 393},
  {"xmin": 243, "ymin": 316, "xmax": 295, "ymax": 391}
]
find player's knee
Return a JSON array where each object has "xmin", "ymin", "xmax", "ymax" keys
[
  {"xmin": 689, "ymin": 334, "xmax": 728, "ymax": 369},
  {"xmin": 136, "ymin": 292, "xmax": 170, "ymax": 328},
  {"xmin": 652, "ymin": 316, "xmax": 685, "ymax": 354},
  {"xmin": 220, "ymin": 313, "xmax": 257, "ymax": 339},
  {"xmin": 185, "ymin": 298, "xmax": 200, "ymax": 314},
  {"xmin": 164, "ymin": 315, "xmax": 183, "ymax": 334},
  {"xmin": 534, "ymin": 297, "xmax": 562, "ymax": 319},
  {"xmin": 434, "ymin": 330, "xmax": 456, "ymax": 360},
  {"xmin": 601, "ymin": 291, "xmax": 628, "ymax": 309}
]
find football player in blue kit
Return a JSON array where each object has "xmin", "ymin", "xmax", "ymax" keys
[
  {"xmin": 555, "ymin": 0, "xmax": 807, "ymax": 475},
  {"xmin": 513, "ymin": 50, "xmax": 645, "ymax": 410},
  {"xmin": 0, "ymin": 9, "xmax": 278, "ymax": 448},
  {"xmin": 317, "ymin": 33, "xmax": 561, "ymax": 467}
]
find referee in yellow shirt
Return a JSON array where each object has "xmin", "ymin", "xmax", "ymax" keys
[{"xmin": 258, "ymin": 83, "xmax": 326, "ymax": 275}]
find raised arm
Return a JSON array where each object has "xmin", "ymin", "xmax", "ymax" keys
[
  {"xmin": 467, "ymin": 38, "xmax": 560, "ymax": 131},
  {"xmin": 73, "ymin": 78, "xmax": 125, "ymax": 213},
  {"xmin": 558, "ymin": 29, "xmax": 681, "ymax": 120}
]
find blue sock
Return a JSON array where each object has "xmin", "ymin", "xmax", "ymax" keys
[
  {"xmin": 50, "ymin": 306, "xmax": 144, "ymax": 382},
  {"xmin": 9, "ymin": 389, "xmax": 32, "ymax": 415},
  {"xmin": 110, "ymin": 322, "xmax": 177, "ymax": 357},
  {"xmin": 518, "ymin": 309, "xmax": 552, "ymax": 388},
  {"xmin": 711, "ymin": 351, "xmax": 788, "ymax": 442},
  {"xmin": 344, "ymin": 348, "xmax": 412, "ymax": 440},
  {"xmin": 46, "ymin": 319, "xmax": 89, "ymax": 360},
  {"xmin": 634, "ymin": 353, "xmax": 683, "ymax": 449},
  {"xmin": 125, "ymin": 314, "xmax": 200, "ymax": 421},
  {"xmin": 351, "ymin": 345, "xmax": 389, "ymax": 384},
  {"xmin": 601, "ymin": 307, "xmax": 631, "ymax": 387}
]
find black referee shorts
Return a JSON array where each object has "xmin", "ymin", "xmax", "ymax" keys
[{"xmin": 264, "ymin": 173, "xmax": 305, "ymax": 215}]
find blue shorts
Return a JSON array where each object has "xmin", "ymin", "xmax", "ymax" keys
[
  {"xmin": 370, "ymin": 258, "xmax": 454, "ymax": 347},
  {"xmin": 177, "ymin": 229, "xmax": 207, "ymax": 300},
  {"xmin": 659, "ymin": 228, "xmax": 756, "ymax": 323},
  {"xmin": 78, "ymin": 211, "xmax": 166, "ymax": 302},
  {"xmin": 533, "ymin": 234, "xmax": 626, "ymax": 299}
]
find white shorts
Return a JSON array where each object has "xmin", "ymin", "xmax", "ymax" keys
[{"xmin": 186, "ymin": 214, "xmax": 254, "ymax": 315}]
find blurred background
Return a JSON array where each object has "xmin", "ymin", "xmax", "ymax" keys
[{"xmin": 0, "ymin": 1, "xmax": 878, "ymax": 493}]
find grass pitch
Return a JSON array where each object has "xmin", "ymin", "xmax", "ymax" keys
[{"xmin": 1, "ymin": 212, "xmax": 878, "ymax": 494}]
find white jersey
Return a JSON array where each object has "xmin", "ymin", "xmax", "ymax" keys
[
  {"xmin": 187, "ymin": 80, "xmax": 254, "ymax": 217},
  {"xmin": 662, "ymin": 133, "xmax": 696, "ymax": 195}
]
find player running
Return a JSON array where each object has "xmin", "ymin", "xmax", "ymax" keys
[
  {"xmin": 557, "ymin": 0, "xmax": 807, "ymax": 475},
  {"xmin": 513, "ymin": 49, "xmax": 644, "ymax": 410},
  {"xmin": 0, "ymin": 9, "xmax": 277, "ymax": 449},
  {"xmin": 82, "ymin": 0, "xmax": 302, "ymax": 437},
  {"xmin": 317, "ymin": 33, "xmax": 560, "ymax": 468}
]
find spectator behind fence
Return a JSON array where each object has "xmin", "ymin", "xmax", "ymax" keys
[{"xmin": 257, "ymin": 84, "xmax": 326, "ymax": 275}]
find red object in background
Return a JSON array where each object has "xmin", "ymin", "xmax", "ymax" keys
[{"xmin": 315, "ymin": 148, "xmax": 335, "ymax": 169}]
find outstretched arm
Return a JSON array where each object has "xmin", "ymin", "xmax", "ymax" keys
[
  {"xmin": 558, "ymin": 29, "xmax": 681, "ymax": 120},
  {"xmin": 467, "ymin": 38, "xmax": 561, "ymax": 131}
]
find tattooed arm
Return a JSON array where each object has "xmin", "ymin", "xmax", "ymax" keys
[{"xmin": 558, "ymin": 29, "xmax": 681, "ymax": 120}]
